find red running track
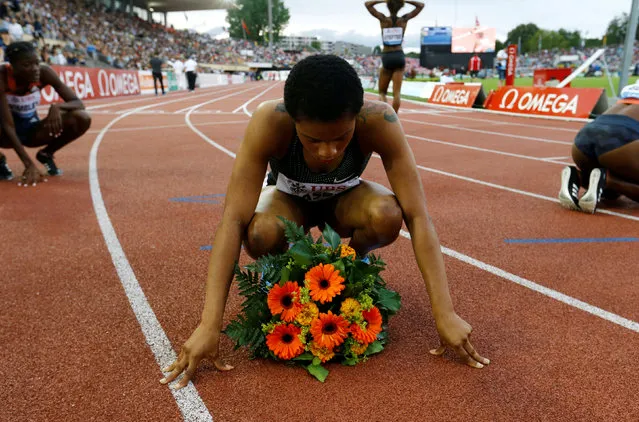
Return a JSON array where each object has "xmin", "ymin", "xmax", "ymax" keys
[{"xmin": 2, "ymin": 81, "xmax": 638, "ymax": 422}]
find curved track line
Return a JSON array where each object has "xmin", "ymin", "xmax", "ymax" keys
[
  {"xmin": 88, "ymin": 83, "xmax": 257, "ymax": 422},
  {"xmin": 184, "ymin": 97, "xmax": 639, "ymax": 339},
  {"xmin": 231, "ymin": 81, "xmax": 282, "ymax": 115}
]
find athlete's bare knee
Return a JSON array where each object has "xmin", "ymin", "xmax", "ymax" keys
[
  {"xmin": 244, "ymin": 213, "xmax": 287, "ymax": 259},
  {"xmin": 67, "ymin": 110, "xmax": 92, "ymax": 137},
  {"xmin": 368, "ymin": 195, "xmax": 402, "ymax": 244}
]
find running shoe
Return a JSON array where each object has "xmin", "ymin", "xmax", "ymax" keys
[
  {"xmin": 36, "ymin": 150, "xmax": 63, "ymax": 176},
  {"xmin": 578, "ymin": 168, "xmax": 607, "ymax": 214},
  {"xmin": 0, "ymin": 155, "xmax": 13, "ymax": 180},
  {"xmin": 558, "ymin": 166, "xmax": 581, "ymax": 211}
]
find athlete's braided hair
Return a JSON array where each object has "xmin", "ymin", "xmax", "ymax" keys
[
  {"xmin": 284, "ymin": 54, "xmax": 363, "ymax": 122},
  {"xmin": 6, "ymin": 41, "xmax": 37, "ymax": 64},
  {"xmin": 387, "ymin": 0, "xmax": 404, "ymax": 16}
]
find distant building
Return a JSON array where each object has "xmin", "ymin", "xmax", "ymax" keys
[{"xmin": 279, "ymin": 36, "xmax": 372, "ymax": 56}]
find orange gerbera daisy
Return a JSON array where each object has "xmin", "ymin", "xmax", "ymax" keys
[
  {"xmin": 350, "ymin": 341, "xmax": 368, "ymax": 356},
  {"xmin": 266, "ymin": 324, "xmax": 304, "ymax": 360},
  {"xmin": 310, "ymin": 311, "xmax": 350, "ymax": 349},
  {"xmin": 305, "ymin": 263, "xmax": 345, "ymax": 304},
  {"xmin": 350, "ymin": 306, "xmax": 383, "ymax": 345},
  {"xmin": 267, "ymin": 281, "xmax": 302, "ymax": 322},
  {"xmin": 339, "ymin": 244, "xmax": 356, "ymax": 260}
]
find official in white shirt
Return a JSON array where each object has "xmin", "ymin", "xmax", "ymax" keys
[{"xmin": 184, "ymin": 56, "xmax": 198, "ymax": 92}]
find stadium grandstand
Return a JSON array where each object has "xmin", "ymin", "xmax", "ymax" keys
[{"xmin": 0, "ymin": 0, "xmax": 636, "ymax": 83}]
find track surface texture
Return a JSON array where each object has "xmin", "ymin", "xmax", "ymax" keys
[{"xmin": 2, "ymin": 82, "xmax": 638, "ymax": 422}]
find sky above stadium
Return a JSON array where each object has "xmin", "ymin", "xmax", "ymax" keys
[{"xmin": 167, "ymin": 0, "xmax": 633, "ymax": 50}]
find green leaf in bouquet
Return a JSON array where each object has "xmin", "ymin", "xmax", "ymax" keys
[
  {"xmin": 277, "ymin": 216, "xmax": 306, "ymax": 243},
  {"xmin": 375, "ymin": 287, "xmax": 402, "ymax": 315},
  {"xmin": 289, "ymin": 242, "xmax": 313, "ymax": 267},
  {"xmin": 306, "ymin": 363, "xmax": 329, "ymax": 382},
  {"xmin": 364, "ymin": 340, "xmax": 384, "ymax": 356},
  {"xmin": 322, "ymin": 223, "xmax": 341, "ymax": 250},
  {"xmin": 342, "ymin": 357, "xmax": 359, "ymax": 366},
  {"xmin": 292, "ymin": 352, "xmax": 314, "ymax": 362},
  {"xmin": 331, "ymin": 259, "xmax": 345, "ymax": 275},
  {"xmin": 280, "ymin": 266, "xmax": 291, "ymax": 284},
  {"xmin": 312, "ymin": 356, "xmax": 321, "ymax": 366}
]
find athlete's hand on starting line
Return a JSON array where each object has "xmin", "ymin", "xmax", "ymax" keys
[
  {"xmin": 430, "ymin": 311, "xmax": 490, "ymax": 369},
  {"xmin": 18, "ymin": 163, "xmax": 47, "ymax": 186},
  {"xmin": 159, "ymin": 323, "xmax": 233, "ymax": 390}
]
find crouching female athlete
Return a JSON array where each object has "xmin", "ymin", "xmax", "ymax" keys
[
  {"xmin": 160, "ymin": 55, "xmax": 490, "ymax": 389},
  {"xmin": 559, "ymin": 81, "xmax": 639, "ymax": 213},
  {"xmin": 0, "ymin": 42, "xmax": 91, "ymax": 185}
]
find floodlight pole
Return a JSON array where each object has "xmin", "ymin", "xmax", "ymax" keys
[
  {"xmin": 618, "ymin": 0, "xmax": 639, "ymax": 96},
  {"xmin": 268, "ymin": 0, "xmax": 273, "ymax": 50}
]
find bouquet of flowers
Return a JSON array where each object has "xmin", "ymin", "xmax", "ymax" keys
[{"xmin": 224, "ymin": 217, "xmax": 401, "ymax": 382}]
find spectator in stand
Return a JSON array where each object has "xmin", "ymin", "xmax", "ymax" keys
[
  {"xmin": 7, "ymin": 16, "xmax": 22, "ymax": 41},
  {"xmin": 468, "ymin": 53, "xmax": 481, "ymax": 80}
]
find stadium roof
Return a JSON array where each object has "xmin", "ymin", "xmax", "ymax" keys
[{"xmin": 141, "ymin": 0, "xmax": 236, "ymax": 13}]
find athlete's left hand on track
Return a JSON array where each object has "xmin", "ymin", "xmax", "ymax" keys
[
  {"xmin": 430, "ymin": 311, "xmax": 490, "ymax": 369},
  {"xmin": 45, "ymin": 104, "xmax": 63, "ymax": 138}
]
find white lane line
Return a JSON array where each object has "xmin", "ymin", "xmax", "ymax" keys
[
  {"xmin": 87, "ymin": 83, "xmax": 254, "ymax": 421},
  {"xmin": 185, "ymin": 103, "xmax": 639, "ymax": 338},
  {"xmin": 401, "ymin": 230, "xmax": 639, "ymax": 333},
  {"xmin": 402, "ymin": 118, "xmax": 573, "ymax": 146},
  {"xmin": 406, "ymin": 134, "xmax": 568, "ymax": 165},
  {"xmin": 373, "ymin": 154, "xmax": 639, "ymax": 222},
  {"xmin": 86, "ymin": 120, "xmax": 248, "ymax": 135},
  {"xmin": 232, "ymin": 82, "xmax": 282, "ymax": 115},
  {"xmin": 174, "ymin": 85, "xmax": 259, "ymax": 114}
]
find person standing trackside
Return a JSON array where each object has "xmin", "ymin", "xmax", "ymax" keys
[
  {"xmin": 150, "ymin": 51, "xmax": 165, "ymax": 96},
  {"xmin": 468, "ymin": 53, "xmax": 481, "ymax": 80},
  {"xmin": 185, "ymin": 55, "xmax": 198, "ymax": 92}
]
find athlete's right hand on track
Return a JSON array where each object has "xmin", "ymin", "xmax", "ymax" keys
[
  {"xmin": 159, "ymin": 323, "xmax": 233, "ymax": 390},
  {"xmin": 18, "ymin": 163, "xmax": 46, "ymax": 186}
]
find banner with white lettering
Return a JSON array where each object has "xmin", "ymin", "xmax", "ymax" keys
[
  {"xmin": 484, "ymin": 86, "xmax": 606, "ymax": 118},
  {"xmin": 40, "ymin": 66, "xmax": 141, "ymax": 105},
  {"xmin": 429, "ymin": 83, "xmax": 483, "ymax": 108}
]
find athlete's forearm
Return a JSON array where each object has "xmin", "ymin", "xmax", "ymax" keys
[
  {"xmin": 57, "ymin": 100, "xmax": 85, "ymax": 111},
  {"xmin": 406, "ymin": 215, "xmax": 455, "ymax": 318},
  {"xmin": 406, "ymin": 1, "xmax": 424, "ymax": 6},
  {"xmin": 199, "ymin": 217, "xmax": 246, "ymax": 332},
  {"xmin": 2, "ymin": 123, "xmax": 33, "ymax": 166}
]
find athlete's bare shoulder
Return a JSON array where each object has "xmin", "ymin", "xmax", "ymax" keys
[
  {"xmin": 357, "ymin": 99, "xmax": 399, "ymax": 126},
  {"xmin": 248, "ymin": 99, "xmax": 295, "ymax": 156}
]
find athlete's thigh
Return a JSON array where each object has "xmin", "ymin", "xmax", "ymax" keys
[
  {"xmin": 323, "ymin": 180, "xmax": 398, "ymax": 237},
  {"xmin": 598, "ymin": 140, "xmax": 639, "ymax": 184},
  {"xmin": 253, "ymin": 185, "xmax": 312, "ymax": 230}
]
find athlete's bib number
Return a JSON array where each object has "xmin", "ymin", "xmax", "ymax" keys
[{"xmin": 383, "ymin": 27, "xmax": 403, "ymax": 45}]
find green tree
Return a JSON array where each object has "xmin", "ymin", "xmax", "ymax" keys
[
  {"xmin": 495, "ymin": 39, "xmax": 505, "ymax": 52},
  {"xmin": 605, "ymin": 13, "xmax": 639, "ymax": 44},
  {"xmin": 226, "ymin": 0, "xmax": 290, "ymax": 44},
  {"xmin": 311, "ymin": 40, "xmax": 322, "ymax": 50},
  {"xmin": 506, "ymin": 23, "xmax": 540, "ymax": 53}
]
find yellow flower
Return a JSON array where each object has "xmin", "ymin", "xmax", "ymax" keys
[
  {"xmin": 309, "ymin": 341, "xmax": 335, "ymax": 363},
  {"xmin": 340, "ymin": 298, "xmax": 362, "ymax": 321},
  {"xmin": 295, "ymin": 302, "xmax": 319, "ymax": 326},
  {"xmin": 339, "ymin": 244, "xmax": 357, "ymax": 260},
  {"xmin": 350, "ymin": 341, "xmax": 368, "ymax": 356}
]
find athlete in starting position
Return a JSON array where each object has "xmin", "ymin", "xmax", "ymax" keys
[
  {"xmin": 0, "ymin": 42, "xmax": 91, "ymax": 185},
  {"xmin": 160, "ymin": 55, "xmax": 490, "ymax": 390},
  {"xmin": 366, "ymin": 0, "xmax": 424, "ymax": 114},
  {"xmin": 559, "ymin": 80, "xmax": 639, "ymax": 213}
]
